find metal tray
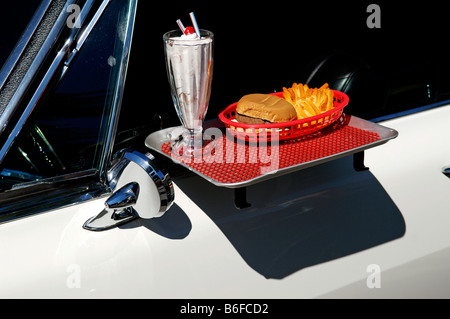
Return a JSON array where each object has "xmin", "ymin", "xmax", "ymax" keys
[{"xmin": 145, "ymin": 115, "xmax": 398, "ymax": 188}]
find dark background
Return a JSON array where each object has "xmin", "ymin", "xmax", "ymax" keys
[
  {"xmin": 0, "ymin": 1, "xmax": 448, "ymax": 146},
  {"xmin": 122, "ymin": 0, "xmax": 449, "ymax": 132}
]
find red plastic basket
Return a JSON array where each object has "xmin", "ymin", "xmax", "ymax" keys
[{"xmin": 218, "ymin": 90, "xmax": 349, "ymax": 142}]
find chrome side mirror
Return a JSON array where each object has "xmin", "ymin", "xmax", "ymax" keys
[{"xmin": 83, "ymin": 150, "xmax": 174, "ymax": 231}]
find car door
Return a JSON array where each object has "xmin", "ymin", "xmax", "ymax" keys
[{"xmin": 0, "ymin": 0, "xmax": 175, "ymax": 298}]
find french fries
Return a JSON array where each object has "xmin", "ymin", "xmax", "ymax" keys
[{"xmin": 283, "ymin": 83, "xmax": 335, "ymax": 120}]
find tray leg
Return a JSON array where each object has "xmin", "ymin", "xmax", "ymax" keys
[
  {"xmin": 235, "ymin": 187, "xmax": 251, "ymax": 209},
  {"xmin": 353, "ymin": 151, "xmax": 369, "ymax": 172}
]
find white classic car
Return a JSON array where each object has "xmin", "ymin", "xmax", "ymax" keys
[{"xmin": 1, "ymin": 0, "xmax": 449, "ymax": 302}]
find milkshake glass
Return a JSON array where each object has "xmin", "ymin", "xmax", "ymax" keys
[{"xmin": 163, "ymin": 29, "xmax": 214, "ymax": 157}]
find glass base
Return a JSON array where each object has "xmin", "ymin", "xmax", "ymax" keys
[{"xmin": 168, "ymin": 127, "xmax": 214, "ymax": 159}]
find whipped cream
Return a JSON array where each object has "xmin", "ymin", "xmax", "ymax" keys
[
  {"xmin": 180, "ymin": 32, "xmax": 199, "ymax": 40},
  {"xmin": 170, "ymin": 34, "xmax": 212, "ymax": 44}
]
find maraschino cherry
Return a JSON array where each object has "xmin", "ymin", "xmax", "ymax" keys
[{"xmin": 184, "ymin": 26, "xmax": 195, "ymax": 35}]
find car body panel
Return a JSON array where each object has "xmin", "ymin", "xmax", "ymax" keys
[{"xmin": 2, "ymin": 102, "xmax": 450, "ymax": 298}]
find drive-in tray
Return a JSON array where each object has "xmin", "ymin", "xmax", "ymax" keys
[{"xmin": 145, "ymin": 114, "xmax": 398, "ymax": 189}]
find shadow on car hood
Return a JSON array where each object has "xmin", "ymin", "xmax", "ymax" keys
[{"xmin": 174, "ymin": 155, "xmax": 406, "ymax": 279}]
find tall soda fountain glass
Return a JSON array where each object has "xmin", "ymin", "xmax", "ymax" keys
[{"xmin": 163, "ymin": 28, "xmax": 214, "ymax": 157}]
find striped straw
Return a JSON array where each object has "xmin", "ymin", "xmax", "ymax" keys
[
  {"xmin": 176, "ymin": 19, "xmax": 185, "ymax": 33},
  {"xmin": 189, "ymin": 12, "xmax": 201, "ymax": 37}
]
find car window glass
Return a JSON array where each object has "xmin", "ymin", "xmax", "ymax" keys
[{"xmin": 0, "ymin": 0, "xmax": 131, "ymax": 190}]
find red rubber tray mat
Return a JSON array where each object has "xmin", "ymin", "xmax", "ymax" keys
[{"xmin": 161, "ymin": 117, "xmax": 381, "ymax": 186}]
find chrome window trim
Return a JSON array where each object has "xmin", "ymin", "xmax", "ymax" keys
[
  {"xmin": 0, "ymin": 0, "xmax": 112, "ymax": 165},
  {"xmin": 0, "ymin": 0, "xmax": 74, "ymax": 132},
  {"xmin": 0, "ymin": 169, "xmax": 109, "ymax": 225},
  {"xmin": 61, "ymin": 0, "xmax": 108, "ymax": 77},
  {"xmin": 0, "ymin": 0, "xmax": 139, "ymax": 224},
  {"xmin": 0, "ymin": 0, "xmax": 52, "ymax": 92},
  {"xmin": 98, "ymin": 0, "xmax": 137, "ymax": 183}
]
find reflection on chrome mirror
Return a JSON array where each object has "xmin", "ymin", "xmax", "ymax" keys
[{"xmin": 83, "ymin": 150, "xmax": 174, "ymax": 231}]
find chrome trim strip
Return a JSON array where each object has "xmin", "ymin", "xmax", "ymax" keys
[
  {"xmin": 0, "ymin": 0, "xmax": 112, "ymax": 165},
  {"xmin": 0, "ymin": 0, "xmax": 52, "ymax": 92},
  {"xmin": 76, "ymin": 0, "xmax": 112, "ymax": 51},
  {"xmin": 0, "ymin": 169, "xmax": 109, "ymax": 226},
  {"xmin": 98, "ymin": 0, "xmax": 138, "ymax": 183},
  {"xmin": 73, "ymin": 0, "xmax": 96, "ymax": 31},
  {"xmin": 0, "ymin": 42, "xmax": 69, "ymax": 163},
  {"xmin": 61, "ymin": 0, "xmax": 109, "ymax": 78},
  {"xmin": 11, "ymin": 168, "xmax": 99, "ymax": 190},
  {"xmin": 0, "ymin": 0, "xmax": 74, "ymax": 133},
  {"xmin": 0, "ymin": 0, "xmax": 139, "ymax": 225}
]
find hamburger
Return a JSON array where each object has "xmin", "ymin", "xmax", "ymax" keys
[{"xmin": 235, "ymin": 94, "xmax": 298, "ymax": 124}]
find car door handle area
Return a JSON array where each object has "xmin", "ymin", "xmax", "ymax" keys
[{"xmin": 83, "ymin": 150, "xmax": 174, "ymax": 231}]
